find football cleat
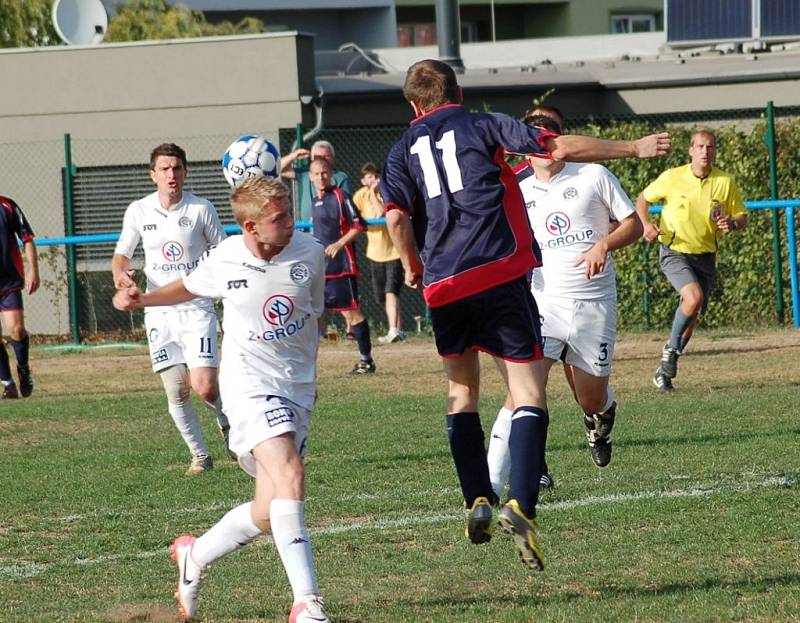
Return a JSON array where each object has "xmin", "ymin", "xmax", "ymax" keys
[
  {"xmin": 289, "ymin": 595, "xmax": 331, "ymax": 623},
  {"xmin": 497, "ymin": 499, "xmax": 544, "ymax": 571},
  {"xmin": 186, "ymin": 454, "xmax": 213, "ymax": 475},
  {"xmin": 539, "ymin": 471, "xmax": 555, "ymax": 490},
  {"xmin": 350, "ymin": 360, "xmax": 376, "ymax": 375},
  {"xmin": 652, "ymin": 368, "xmax": 674, "ymax": 392},
  {"xmin": 17, "ymin": 366, "xmax": 33, "ymax": 397},
  {"xmin": 583, "ymin": 403, "xmax": 615, "ymax": 468},
  {"xmin": 1, "ymin": 382, "xmax": 19, "ymax": 399},
  {"xmin": 465, "ymin": 496, "xmax": 493, "ymax": 544},
  {"xmin": 660, "ymin": 343, "xmax": 680, "ymax": 379},
  {"xmin": 171, "ymin": 535, "xmax": 203, "ymax": 621}
]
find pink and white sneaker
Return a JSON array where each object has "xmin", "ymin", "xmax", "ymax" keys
[
  {"xmin": 171, "ymin": 535, "xmax": 203, "ymax": 620},
  {"xmin": 289, "ymin": 595, "xmax": 331, "ymax": 623}
]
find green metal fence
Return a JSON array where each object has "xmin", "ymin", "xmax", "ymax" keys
[{"xmin": 2, "ymin": 103, "xmax": 798, "ymax": 343}]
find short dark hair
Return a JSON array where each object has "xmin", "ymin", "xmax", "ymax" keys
[
  {"xmin": 403, "ymin": 59, "xmax": 460, "ymax": 113},
  {"xmin": 523, "ymin": 114, "xmax": 562, "ymax": 135},
  {"xmin": 523, "ymin": 105, "xmax": 564, "ymax": 133},
  {"xmin": 149, "ymin": 143, "xmax": 187, "ymax": 170},
  {"xmin": 360, "ymin": 162, "xmax": 379, "ymax": 177}
]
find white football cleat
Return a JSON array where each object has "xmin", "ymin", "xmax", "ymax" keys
[
  {"xmin": 289, "ymin": 595, "xmax": 331, "ymax": 623},
  {"xmin": 171, "ymin": 535, "xmax": 203, "ymax": 620}
]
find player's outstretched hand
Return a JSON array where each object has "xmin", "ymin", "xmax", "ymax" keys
[
  {"xmin": 113, "ymin": 286, "xmax": 142, "ymax": 311},
  {"xmin": 634, "ymin": 132, "xmax": 671, "ymax": 158}
]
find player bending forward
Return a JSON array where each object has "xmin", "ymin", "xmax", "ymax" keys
[
  {"xmin": 488, "ymin": 111, "xmax": 643, "ymax": 496},
  {"xmin": 113, "ymin": 177, "xmax": 330, "ymax": 623}
]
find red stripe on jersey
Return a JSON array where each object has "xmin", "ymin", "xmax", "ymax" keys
[{"xmin": 423, "ymin": 147, "xmax": 539, "ymax": 308}]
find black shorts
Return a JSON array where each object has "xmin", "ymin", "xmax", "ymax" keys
[
  {"xmin": 325, "ymin": 276, "xmax": 359, "ymax": 311},
  {"xmin": 0, "ymin": 289, "xmax": 23, "ymax": 312},
  {"xmin": 429, "ymin": 277, "xmax": 543, "ymax": 362},
  {"xmin": 371, "ymin": 259, "xmax": 404, "ymax": 302}
]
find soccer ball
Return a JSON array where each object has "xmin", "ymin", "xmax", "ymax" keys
[{"xmin": 222, "ymin": 134, "xmax": 280, "ymax": 187}]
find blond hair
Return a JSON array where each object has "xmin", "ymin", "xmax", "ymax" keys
[
  {"xmin": 230, "ymin": 176, "xmax": 290, "ymax": 225},
  {"xmin": 691, "ymin": 127, "xmax": 716, "ymax": 146}
]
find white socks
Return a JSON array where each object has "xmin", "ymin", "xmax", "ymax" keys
[
  {"xmin": 487, "ymin": 406, "xmax": 514, "ymax": 498},
  {"xmin": 192, "ymin": 502, "xmax": 262, "ymax": 567},
  {"xmin": 271, "ymin": 498, "xmax": 319, "ymax": 602},
  {"xmin": 204, "ymin": 396, "xmax": 230, "ymax": 431},
  {"xmin": 167, "ymin": 401, "xmax": 209, "ymax": 457}
]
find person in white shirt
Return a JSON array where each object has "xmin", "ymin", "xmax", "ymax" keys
[
  {"xmin": 488, "ymin": 108, "xmax": 643, "ymax": 494},
  {"xmin": 112, "ymin": 143, "xmax": 230, "ymax": 474},
  {"xmin": 113, "ymin": 176, "xmax": 331, "ymax": 623}
]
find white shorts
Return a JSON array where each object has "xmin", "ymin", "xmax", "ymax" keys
[
  {"xmin": 224, "ymin": 394, "xmax": 311, "ymax": 478},
  {"xmin": 539, "ymin": 296, "xmax": 616, "ymax": 377},
  {"xmin": 145, "ymin": 309, "xmax": 219, "ymax": 373}
]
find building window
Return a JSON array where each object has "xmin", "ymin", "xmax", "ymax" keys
[
  {"xmin": 397, "ymin": 22, "xmax": 437, "ymax": 47},
  {"xmin": 611, "ymin": 14, "xmax": 656, "ymax": 33}
]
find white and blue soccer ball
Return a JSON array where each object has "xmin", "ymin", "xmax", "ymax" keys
[{"xmin": 222, "ymin": 134, "xmax": 280, "ymax": 187}]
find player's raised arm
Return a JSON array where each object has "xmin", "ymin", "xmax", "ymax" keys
[{"xmin": 546, "ymin": 132, "xmax": 671, "ymax": 162}]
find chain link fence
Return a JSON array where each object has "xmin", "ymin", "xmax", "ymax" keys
[{"xmin": 1, "ymin": 103, "xmax": 798, "ymax": 342}]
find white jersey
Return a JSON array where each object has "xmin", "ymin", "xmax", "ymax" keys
[
  {"xmin": 114, "ymin": 191, "xmax": 226, "ymax": 314},
  {"xmin": 517, "ymin": 162, "xmax": 634, "ymax": 301},
  {"xmin": 183, "ymin": 232, "xmax": 325, "ymax": 410}
]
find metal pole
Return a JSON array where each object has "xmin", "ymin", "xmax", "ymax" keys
[
  {"xmin": 291, "ymin": 122, "xmax": 305, "ymax": 222},
  {"xmin": 785, "ymin": 205, "xmax": 800, "ymax": 327},
  {"xmin": 641, "ymin": 242, "xmax": 650, "ymax": 330},
  {"xmin": 62, "ymin": 133, "xmax": 81, "ymax": 345},
  {"xmin": 435, "ymin": 0, "xmax": 465, "ymax": 73},
  {"xmin": 765, "ymin": 101, "xmax": 784, "ymax": 322}
]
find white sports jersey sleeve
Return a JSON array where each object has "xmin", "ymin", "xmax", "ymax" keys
[
  {"xmin": 113, "ymin": 191, "xmax": 225, "ymax": 313},
  {"xmin": 184, "ymin": 232, "xmax": 325, "ymax": 410},
  {"xmin": 522, "ymin": 162, "xmax": 634, "ymax": 300}
]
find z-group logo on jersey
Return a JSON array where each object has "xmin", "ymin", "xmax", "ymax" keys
[
  {"xmin": 162, "ymin": 240, "xmax": 185, "ymax": 262},
  {"xmin": 290, "ymin": 263, "xmax": 311, "ymax": 284},
  {"xmin": 546, "ymin": 212, "xmax": 571, "ymax": 236},
  {"xmin": 263, "ymin": 295, "xmax": 295, "ymax": 327}
]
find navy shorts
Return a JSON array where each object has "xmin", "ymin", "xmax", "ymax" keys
[
  {"xmin": 325, "ymin": 276, "xmax": 359, "ymax": 311},
  {"xmin": 0, "ymin": 290, "xmax": 23, "ymax": 311},
  {"xmin": 429, "ymin": 277, "xmax": 543, "ymax": 362},
  {"xmin": 371, "ymin": 259, "xmax": 404, "ymax": 302}
]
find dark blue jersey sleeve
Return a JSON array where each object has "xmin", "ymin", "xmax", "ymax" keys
[
  {"xmin": 478, "ymin": 112, "xmax": 555, "ymax": 157},
  {"xmin": 380, "ymin": 140, "xmax": 418, "ymax": 215}
]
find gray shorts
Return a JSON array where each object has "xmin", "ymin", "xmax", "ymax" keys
[{"xmin": 659, "ymin": 246, "xmax": 716, "ymax": 313}]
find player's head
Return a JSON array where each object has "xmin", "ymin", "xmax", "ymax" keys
[
  {"xmin": 231, "ymin": 176, "xmax": 294, "ymax": 247},
  {"xmin": 689, "ymin": 127, "xmax": 717, "ymax": 169},
  {"xmin": 149, "ymin": 143, "xmax": 187, "ymax": 199},
  {"xmin": 523, "ymin": 105, "xmax": 564, "ymax": 133},
  {"xmin": 309, "ymin": 156, "xmax": 333, "ymax": 193},
  {"xmin": 522, "ymin": 113, "xmax": 562, "ymax": 135},
  {"xmin": 360, "ymin": 162, "xmax": 380, "ymax": 187},
  {"xmin": 311, "ymin": 140, "xmax": 336, "ymax": 166},
  {"xmin": 403, "ymin": 59, "xmax": 462, "ymax": 115}
]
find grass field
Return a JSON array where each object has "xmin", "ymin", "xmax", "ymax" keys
[{"xmin": 1, "ymin": 329, "xmax": 799, "ymax": 623}]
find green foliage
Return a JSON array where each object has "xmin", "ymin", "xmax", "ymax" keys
[
  {"xmin": 0, "ymin": 0, "xmax": 59, "ymax": 47},
  {"xmin": 572, "ymin": 117, "xmax": 800, "ymax": 330},
  {"xmin": 105, "ymin": 0, "xmax": 263, "ymax": 42}
]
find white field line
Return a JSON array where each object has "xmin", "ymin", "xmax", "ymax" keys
[{"xmin": 1, "ymin": 475, "xmax": 794, "ymax": 579}]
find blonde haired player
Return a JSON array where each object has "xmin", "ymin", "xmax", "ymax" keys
[{"xmin": 113, "ymin": 177, "xmax": 330, "ymax": 623}]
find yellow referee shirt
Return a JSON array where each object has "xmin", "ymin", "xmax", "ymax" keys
[{"xmin": 642, "ymin": 164, "xmax": 745, "ymax": 254}]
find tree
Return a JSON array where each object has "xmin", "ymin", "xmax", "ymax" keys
[
  {"xmin": 105, "ymin": 0, "xmax": 263, "ymax": 42},
  {"xmin": 0, "ymin": 0, "xmax": 59, "ymax": 48}
]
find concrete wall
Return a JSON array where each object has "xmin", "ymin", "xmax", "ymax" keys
[{"xmin": 0, "ymin": 32, "xmax": 314, "ymax": 335}]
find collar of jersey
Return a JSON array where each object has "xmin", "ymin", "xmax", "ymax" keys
[{"xmin": 411, "ymin": 103, "xmax": 463, "ymax": 124}]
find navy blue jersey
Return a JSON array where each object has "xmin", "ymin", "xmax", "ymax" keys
[
  {"xmin": 380, "ymin": 104, "xmax": 555, "ymax": 307},
  {"xmin": 311, "ymin": 186, "xmax": 367, "ymax": 278},
  {"xmin": 0, "ymin": 196, "xmax": 35, "ymax": 295}
]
